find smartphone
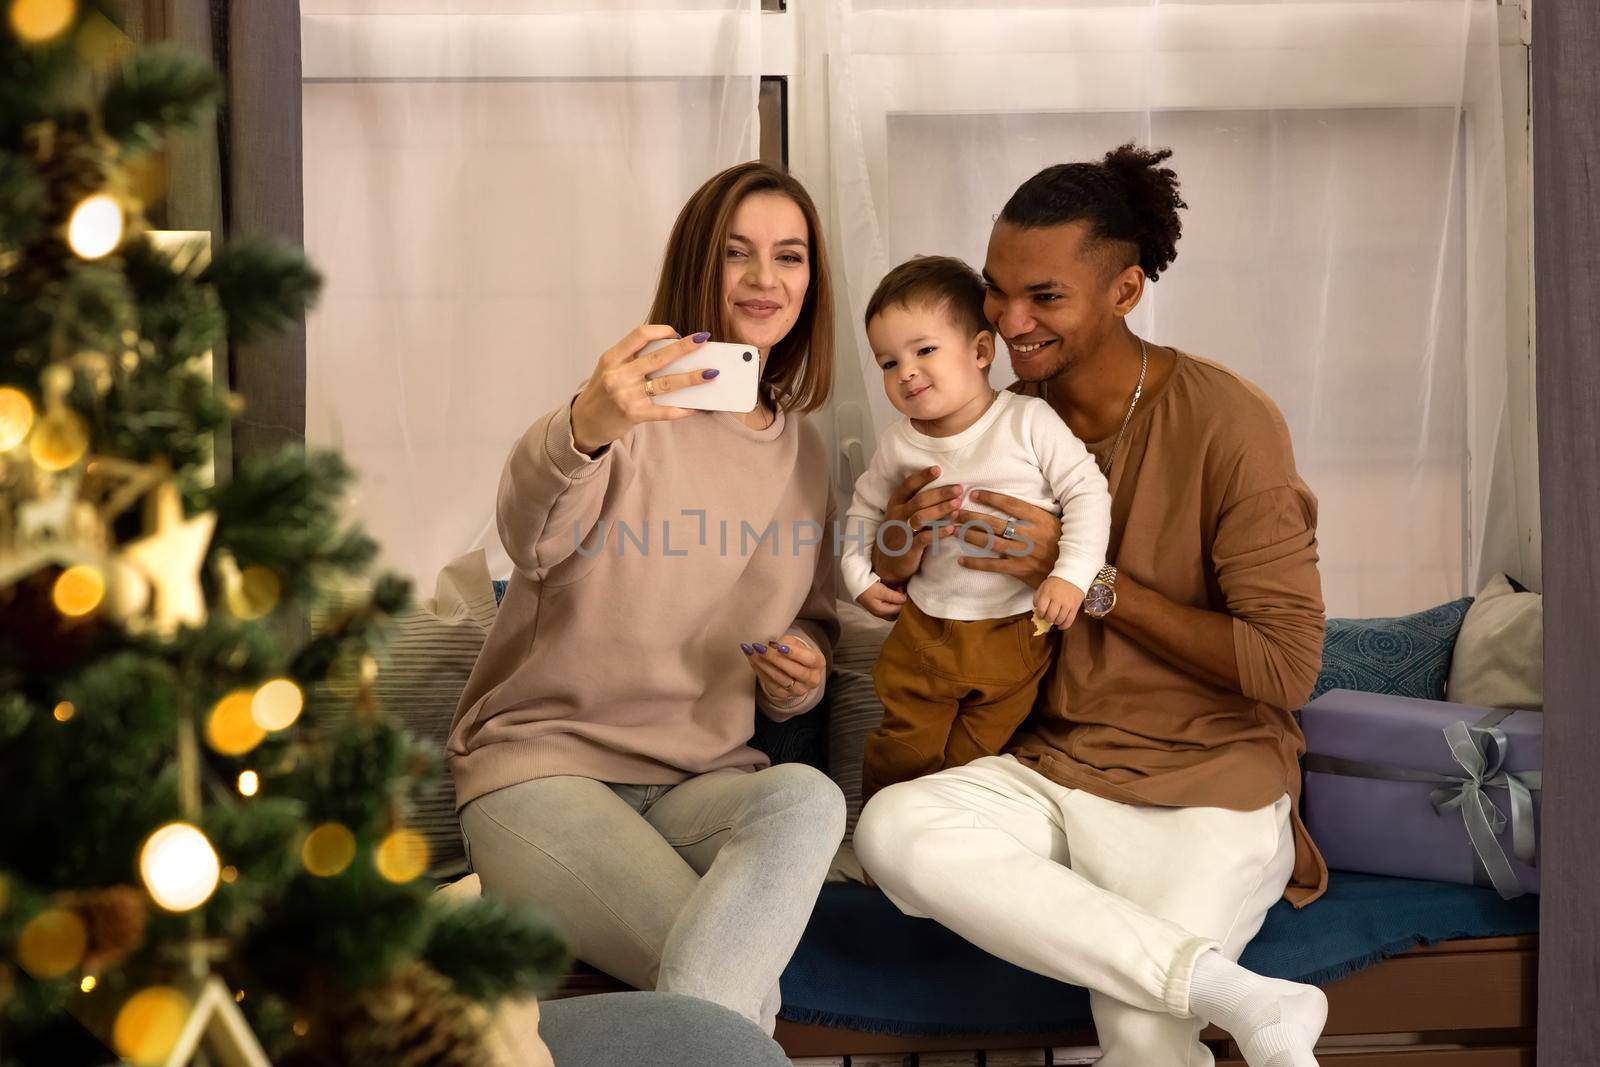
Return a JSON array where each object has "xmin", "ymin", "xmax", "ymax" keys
[{"xmin": 640, "ymin": 338, "xmax": 760, "ymax": 413}]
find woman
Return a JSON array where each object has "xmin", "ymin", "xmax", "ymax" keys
[{"xmin": 446, "ymin": 162, "xmax": 845, "ymax": 1034}]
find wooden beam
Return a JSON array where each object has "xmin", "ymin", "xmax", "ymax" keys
[
  {"xmin": 1531, "ymin": 1, "xmax": 1600, "ymax": 1064},
  {"xmin": 224, "ymin": 1, "xmax": 307, "ymax": 457}
]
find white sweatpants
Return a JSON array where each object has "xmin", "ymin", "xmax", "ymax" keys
[{"xmin": 853, "ymin": 754, "xmax": 1295, "ymax": 1067}]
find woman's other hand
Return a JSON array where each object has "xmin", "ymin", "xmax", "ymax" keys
[
  {"xmin": 742, "ymin": 633, "xmax": 826, "ymax": 704},
  {"xmin": 569, "ymin": 325, "xmax": 720, "ymax": 455}
]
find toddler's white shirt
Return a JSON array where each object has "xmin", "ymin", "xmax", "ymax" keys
[{"xmin": 841, "ymin": 389, "xmax": 1111, "ymax": 621}]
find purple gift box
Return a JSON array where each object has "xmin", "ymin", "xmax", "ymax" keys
[{"xmin": 1300, "ymin": 688, "xmax": 1542, "ymax": 899}]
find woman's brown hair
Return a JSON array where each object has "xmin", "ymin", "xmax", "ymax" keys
[{"xmin": 648, "ymin": 161, "xmax": 834, "ymax": 414}]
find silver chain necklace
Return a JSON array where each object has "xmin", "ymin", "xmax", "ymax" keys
[{"xmin": 1101, "ymin": 338, "xmax": 1148, "ymax": 476}]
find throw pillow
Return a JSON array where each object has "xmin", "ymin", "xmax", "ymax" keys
[
  {"xmin": 827, "ymin": 668, "xmax": 888, "ymax": 842},
  {"xmin": 372, "ymin": 550, "xmax": 498, "ymax": 877},
  {"xmin": 1313, "ymin": 596, "xmax": 1473, "ymax": 702},
  {"xmin": 1447, "ymin": 574, "xmax": 1543, "ymax": 710}
]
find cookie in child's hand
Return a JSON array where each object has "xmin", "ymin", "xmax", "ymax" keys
[{"xmin": 1031, "ymin": 613, "xmax": 1051, "ymax": 637}]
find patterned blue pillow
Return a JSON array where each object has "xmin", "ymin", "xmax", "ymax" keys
[{"xmin": 1312, "ymin": 596, "xmax": 1473, "ymax": 701}]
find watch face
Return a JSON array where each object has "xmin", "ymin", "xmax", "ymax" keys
[{"xmin": 1085, "ymin": 583, "xmax": 1115, "ymax": 615}]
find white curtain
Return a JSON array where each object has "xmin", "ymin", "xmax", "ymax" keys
[
  {"xmin": 301, "ymin": 0, "xmax": 761, "ymax": 584},
  {"xmin": 300, "ymin": 0, "xmax": 1531, "ymax": 621},
  {"xmin": 822, "ymin": 0, "xmax": 1524, "ymax": 618}
]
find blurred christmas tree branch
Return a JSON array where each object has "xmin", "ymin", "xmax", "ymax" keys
[{"xmin": 1, "ymin": 4, "xmax": 569, "ymax": 1063}]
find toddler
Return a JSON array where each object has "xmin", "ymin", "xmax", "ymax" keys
[{"xmin": 842, "ymin": 256, "xmax": 1111, "ymax": 800}]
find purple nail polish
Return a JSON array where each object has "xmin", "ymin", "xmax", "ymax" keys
[
  {"xmin": 691, "ymin": 331, "xmax": 711, "ymax": 343},
  {"xmin": 752, "ymin": 643, "xmax": 766, "ymax": 654},
  {"xmin": 777, "ymin": 644, "xmax": 791, "ymax": 654},
  {"xmin": 702, "ymin": 368, "xmax": 720, "ymax": 380},
  {"xmin": 740, "ymin": 643, "xmax": 752, "ymax": 654}
]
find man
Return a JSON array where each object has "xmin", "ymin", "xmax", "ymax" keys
[{"xmin": 854, "ymin": 145, "xmax": 1330, "ymax": 1067}]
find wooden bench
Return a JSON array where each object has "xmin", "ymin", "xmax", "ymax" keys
[{"xmin": 551, "ymin": 934, "xmax": 1537, "ymax": 1064}]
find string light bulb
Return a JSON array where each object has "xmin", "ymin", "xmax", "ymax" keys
[
  {"xmin": 52, "ymin": 565, "xmax": 104, "ymax": 617},
  {"xmin": 301, "ymin": 823, "xmax": 356, "ymax": 878},
  {"xmin": 216, "ymin": 555, "xmax": 280, "ymax": 620},
  {"xmin": 374, "ymin": 828, "xmax": 430, "ymax": 884},
  {"xmin": 205, "ymin": 689, "xmax": 264, "ymax": 757},
  {"xmin": 8, "ymin": 0, "xmax": 76, "ymax": 44},
  {"xmin": 250, "ymin": 678, "xmax": 303, "ymax": 731},
  {"xmin": 27, "ymin": 407, "xmax": 88, "ymax": 471},
  {"xmin": 138, "ymin": 823, "xmax": 219, "ymax": 912},
  {"xmin": 112, "ymin": 986, "xmax": 189, "ymax": 1066},
  {"xmin": 16, "ymin": 908, "xmax": 87, "ymax": 979},
  {"xmin": 66, "ymin": 193, "xmax": 123, "ymax": 260},
  {"xmin": 0, "ymin": 387, "xmax": 34, "ymax": 450},
  {"xmin": 236, "ymin": 770, "xmax": 259, "ymax": 796}
]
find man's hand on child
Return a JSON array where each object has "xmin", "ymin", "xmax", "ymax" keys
[
  {"xmin": 1033, "ymin": 576, "xmax": 1086, "ymax": 631},
  {"xmin": 954, "ymin": 490, "xmax": 1063, "ymax": 590},
  {"xmin": 856, "ymin": 581, "xmax": 908, "ymax": 620},
  {"xmin": 743, "ymin": 633, "xmax": 826, "ymax": 703},
  {"xmin": 872, "ymin": 466, "xmax": 963, "ymax": 584}
]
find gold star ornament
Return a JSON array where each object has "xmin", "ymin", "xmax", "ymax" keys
[{"xmin": 119, "ymin": 481, "xmax": 215, "ymax": 635}]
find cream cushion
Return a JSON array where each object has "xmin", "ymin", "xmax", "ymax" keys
[{"xmin": 1447, "ymin": 574, "xmax": 1543, "ymax": 710}]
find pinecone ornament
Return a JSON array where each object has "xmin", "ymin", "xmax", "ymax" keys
[
  {"xmin": 63, "ymin": 885, "xmax": 148, "ymax": 974},
  {"xmin": 325, "ymin": 963, "xmax": 502, "ymax": 1067},
  {"xmin": 22, "ymin": 120, "xmax": 113, "ymax": 233}
]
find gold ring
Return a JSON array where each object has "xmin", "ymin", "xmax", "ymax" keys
[{"xmin": 644, "ymin": 379, "xmax": 657, "ymax": 398}]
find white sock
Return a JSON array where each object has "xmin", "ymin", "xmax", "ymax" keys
[{"xmin": 1187, "ymin": 950, "xmax": 1327, "ymax": 1067}]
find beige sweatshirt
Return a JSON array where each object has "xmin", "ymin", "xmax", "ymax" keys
[{"xmin": 446, "ymin": 397, "xmax": 840, "ymax": 809}]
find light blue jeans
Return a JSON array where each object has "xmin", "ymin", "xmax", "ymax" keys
[{"xmin": 461, "ymin": 763, "xmax": 845, "ymax": 1032}]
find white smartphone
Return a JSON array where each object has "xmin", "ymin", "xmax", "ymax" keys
[{"xmin": 640, "ymin": 338, "xmax": 760, "ymax": 413}]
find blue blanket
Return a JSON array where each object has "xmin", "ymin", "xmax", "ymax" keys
[{"xmin": 777, "ymin": 873, "xmax": 1537, "ymax": 1036}]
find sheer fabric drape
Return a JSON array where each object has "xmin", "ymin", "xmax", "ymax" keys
[
  {"xmin": 822, "ymin": 0, "xmax": 1520, "ymax": 617},
  {"xmin": 301, "ymin": 1, "xmax": 761, "ymax": 581},
  {"xmin": 301, "ymin": 1, "xmax": 1528, "ymax": 619}
]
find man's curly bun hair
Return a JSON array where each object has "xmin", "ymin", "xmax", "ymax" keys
[{"xmin": 999, "ymin": 144, "xmax": 1187, "ymax": 282}]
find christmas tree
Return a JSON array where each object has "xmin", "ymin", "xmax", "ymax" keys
[{"xmin": 0, "ymin": 4, "xmax": 567, "ymax": 1063}]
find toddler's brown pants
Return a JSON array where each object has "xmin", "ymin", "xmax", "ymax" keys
[{"xmin": 863, "ymin": 598, "xmax": 1053, "ymax": 801}]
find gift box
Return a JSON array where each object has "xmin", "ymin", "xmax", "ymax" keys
[{"xmin": 1300, "ymin": 688, "xmax": 1541, "ymax": 899}]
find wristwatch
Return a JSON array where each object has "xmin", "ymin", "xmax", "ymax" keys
[{"xmin": 1082, "ymin": 565, "xmax": 1119, "ymax": 619}]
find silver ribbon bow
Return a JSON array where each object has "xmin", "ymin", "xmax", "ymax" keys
[{"xmin": 1427, "ymin": 718, "xmax": 1541, "ymax": 900}]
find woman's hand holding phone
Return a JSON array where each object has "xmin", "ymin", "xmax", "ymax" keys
[{"xmin": 569, "ymin": 326, "xmax": 720, "ymax": 456}]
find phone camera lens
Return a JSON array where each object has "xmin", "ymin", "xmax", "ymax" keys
[{"xmin": 743, "ymin": 351, "xmax": 754, "ymax": 362}]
